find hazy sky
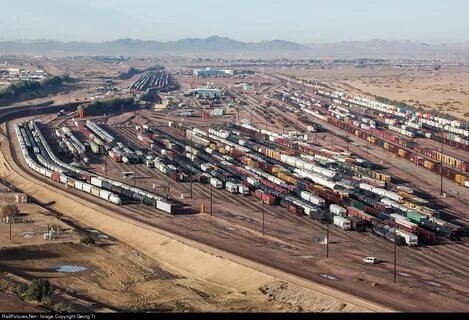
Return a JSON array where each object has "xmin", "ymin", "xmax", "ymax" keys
[{"xmin": 1, "ymin": 0, "xmax": 468, "ymax": 43}]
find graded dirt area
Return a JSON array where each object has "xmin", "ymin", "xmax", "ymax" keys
[
  {"xmin": 0, "ymin": 203, "xmax": 81, "ymax": 248},
  {"xmin": 0, "ymin": 291, "xmax": 44, "ymax": 312},
  {"xmin": 275, "ymin": 64, "xmax": 469, "ymax": 119},
  {"xmin": 1, "ymin": 243, "xmax": 291, "ymax": 312}
]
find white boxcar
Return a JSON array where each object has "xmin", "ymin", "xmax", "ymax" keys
[
  {"xmin": 238, "ymin": 184, "xmax": 249, "ymax": 195},
  {"xmin": 91, "ymin": 177, "xmax": 103, "ymax": 188},
  {"xmin": 308, "ymin": 194, "xmax": 325, "ymax": 207},
  {"xmin": 300, "ymin": 191, "xmax": 313, "ymax": 202},
  {"xmin": 75, "ymin": 180, "xmax": 84, "ymax": 191},
  {"xmin": 396, "ymin": 229, "xmax": 418, "ymax": 246},
  {"xmin": 225, "ymin": 182, "xmax": 238, "ymax": 194},
  {"xmin": 330, "ymin": 204, "xmax": 347, "ymax": 217},
  {"xmin": 82, "ymin": 183, "xmax": 92, "ymax": 193},
  {"xmin": 109, "ymin": 195, "xmax": 121, "ymax": 205},
  {"xmin": 333, "ymin": 216, "xmax": 351, "ymax": 230},
  {"xmin": 210, "ymin": 178, "xmax": 222, "ymax": 189},
  {"xmin": 99, "ymin": 190, "xmax": 112, "ymax": 200},
  {"xmin": 157, "ymin": 201, "xmax": 173, "ymax": 213}
]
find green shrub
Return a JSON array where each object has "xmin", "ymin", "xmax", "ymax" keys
[
  {"xmin": 24, "ymin": 278, "xmax": 55, "ymax": 301},
  {"xmin": 80, "ymin": 235, "xmax": 96, "ymax": 246}
]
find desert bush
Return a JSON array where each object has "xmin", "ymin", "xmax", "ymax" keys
[
  {"xmin": 24, "ymin": 278, "xmax": 55, "ymax": 301},
  {"xmin": 80, "ymin": 235, "xmax": 96, "ymax": 246}
]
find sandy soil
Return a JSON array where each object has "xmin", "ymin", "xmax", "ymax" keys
[
  {"xmin": 273, "ymin": 65, "xmax": 469, "ymax": 120},
  {"xmin": 2, "ymin": 242, "xmax": 300, "ymax": 312},
  {"xmin": 0, "ymin": 204, "xmax": 80, "ymax": 248},
  {"xmin": 0, "ymin": 291, "xmax": 44, "ymax": 312}
]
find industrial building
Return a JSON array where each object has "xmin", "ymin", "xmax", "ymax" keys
[
  {"xmin": 187, "ymin": 86, "xmax": 222, "ymax": 98},
  {"xmin": 193, "ymin": 68, "xmax": 234, "ymax": 77}
]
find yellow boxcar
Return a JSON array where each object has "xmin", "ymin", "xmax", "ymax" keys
[
  {"xmin": 455, "ymin": 174, "xmax": 465, "ymax": 186},
  {"xmin": 423, "ymin": 160, "xmax": 434, "ymax": 170}
]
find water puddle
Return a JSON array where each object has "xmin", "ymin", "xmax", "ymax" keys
[
  {"xmin": 87, "ymin": 229, "xmax": 109, "ymax": 239},
  {"xmin": 423, "ymin": 280, "xmax": 443, "ymax": 287},
  {"xmin": 226, "ymin": 227, "xmax": 237, "ymax": 231},
  {"xmin": 320, "ymin": 274, "xmax": 337, "ymax": 281},
  {"xmin": 55, "ymin": 265, "xmax": 87, "ymax": 273}
]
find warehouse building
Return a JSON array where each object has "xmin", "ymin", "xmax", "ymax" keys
[
  {"xmin": 187, "ymin": 86, "xmax": 222, "ymax": 98},
  {"xmin": 193, "ymin": 68, "xmax": 234, "ymax": 77}
]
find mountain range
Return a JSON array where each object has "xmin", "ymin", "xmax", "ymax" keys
[{"xmin": 1, "ymin": 36, "xmax": 469, "ymax": 59}]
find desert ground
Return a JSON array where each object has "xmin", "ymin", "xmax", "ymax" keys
[{"xmin": 273, "ymin": 64, "xmax": 469, "ymax": 119}]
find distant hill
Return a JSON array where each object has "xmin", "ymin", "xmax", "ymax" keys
[
  {"xmin": 0, "ymin": 36, "xmax": 311, "ymax": 58},
  {"xmin": 0, "ymin": 36, "xmax": 468, "ymax": 59},
  {"xmin": 305, "ymin": 39, "xmax": 469, "ymax": 59}
]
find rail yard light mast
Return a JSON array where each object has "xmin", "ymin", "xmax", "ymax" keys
[
  {"xmin": 394, "ymin": 218, "xmax": 397, "ymax": 284},
  {"xmin": 189, "ymin": 170, "xmax": 193, "ymax": 199},
  {"xmin": 440, "ymin": 128, "xmax": 444, "ymax": 196},
  {"xmin": 262, "ymin": 200, "xmax": 265, "ymax": 236},
  {"xmin": 168, "ymin": 175, "xmax": 171, "ymax": 198},
  {"xmin": 210, "ymin": 183, "xmax": 213, "ymax": 217},
  {"xmin": 104, "ymin": 155, "xmax": 108, "ymax": 176},
  {"xmin": 326, "ymin": 214, "xmax": 330, "ymax": 258}
]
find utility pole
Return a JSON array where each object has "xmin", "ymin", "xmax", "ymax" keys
[
  {"xmin": 265, "ymin": 118, "xmax": 267, "ymax": 130},
  {"xmin": 440, "ymin": 128, "xmax": 444, "ymax": 196},
  {"xmin": 250, "ymin": 113, "xmax": 253, "ymax": 124},
  {"xmin": 189, "ymin": 170, "xmax": 193, "ymax": 199},
  {"xmin": 9, "ymin": 218, "xmax": 12, "ymax": 242},
  {"xmin": 104, "ymin": 155, "xmax": 108, "ymax": 176},
  {"xmin": 262, "ymin": 200, "xmax": 265, "ymax": 236},
  {"xmin": 394, "ymin": 220, "xmax": 397, "ymax": 284},
  {"xmin": 331, "ymin": 127, "xmax": 334, "ymax": 149},
  {"xmin": 168, "ymin": 175, "xmax": 171, "ymax": 198},
  {"xmin": 282, "ymin": 120, "xmax": 285, "ymax": 135},
  {"xmin": 210, "ymin": 183, "xmax": 213, "ymax": 217},
  {"xmin": 326, "ymin": 214, "xmax": 330, "ymax": 258}
]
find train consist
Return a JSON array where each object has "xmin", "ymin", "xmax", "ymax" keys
[
  {"xmin": 12, "ymin": 98, "xmax": 464, "ymax": 246},
  {"xmin": 115, "ymin": 118, "xmax": 464, "ymax": 244},
  {"xmin": 131, "ymin": 70, "xmax": 172, "ymax": 92},
  {"xmin": 14, "ymin": 120, "xmax": 181, "ymax": 214},
  {"xmin": 273, "ymin": 87, "xmax": 469, "ymax": 188}
]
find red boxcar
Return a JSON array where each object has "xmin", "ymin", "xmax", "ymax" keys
[{"xmin": 261, "ymin": 193, "xmax": 276, "ymax": 205}]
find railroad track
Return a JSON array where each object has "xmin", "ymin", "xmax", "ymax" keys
[{"xmin": 5, "ymin": 114, "xmax": 469, "ymax": 308}]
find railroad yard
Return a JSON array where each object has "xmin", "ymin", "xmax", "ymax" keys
[{"xmin": 1, "ymin": 60, "xmax": 469, "ymax": 312}]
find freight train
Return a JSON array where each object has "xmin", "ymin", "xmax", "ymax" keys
[{"xmin": 15, "ymin": 121, "xmax": 180, "ymax": 214}]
